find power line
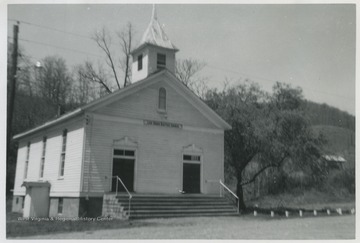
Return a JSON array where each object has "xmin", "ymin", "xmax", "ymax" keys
[
  {"xmin": 17, "ymin": 37, "xmax": 104, "ymax": 58},
  {"xmin": 7, "ymin": 20, "xmax": 353, "ymax": 102},
  {"xmin": 8, "ymin": 18, "xmax": 92, "ymax": 40}
]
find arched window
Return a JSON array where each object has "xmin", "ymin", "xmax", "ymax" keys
[{"xmin": 158, "ymin": 87, "xmax": 166, "ymax": 111}]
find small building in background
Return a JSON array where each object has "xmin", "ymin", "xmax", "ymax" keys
[{"xmin": 322, "ymin": 154, "xmax": 346, "ymax": 170}]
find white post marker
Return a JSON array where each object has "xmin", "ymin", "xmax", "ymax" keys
[
  {"xmin": 299, "ymin": 210, "xmax": 303, "ymax": 217},
  {"xmin": 337, "ymin": 208, "xmax": 342, "ymax": 215},
  {"xmin": 351, "ymin": 208, "xmax": 355, "ymax": 214},
  {"xmin": 254, "ymin": 210, "xmax": 257, "ymax": 216},
  {"xmin": 271, "ymin": 211, "xmax": 274, "ymax": 217},
  {"xmin": 313, "ymin": 210, "xmax": 317, "ymax": 216},
  {"xmin": 285, "ymin": 211, "xmax": 289, "ymax": 217},
  {"xmin": 327, "ymin": 209, "xmax": 331, "ymax": 215}
]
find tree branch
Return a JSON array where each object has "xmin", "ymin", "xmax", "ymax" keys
[
  {"xmin": 93, "ymin": 28, "xmax": 121, "ymax": 89},
  {"xmin": 240, "ymin": 153, "xmax": 288, "ymax": 186}
]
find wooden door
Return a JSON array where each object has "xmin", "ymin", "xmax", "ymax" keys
[
  {"xmin": 112, "ymin": 158, "xmax": 135, "ymax": 192},
  {"xmin": 183, "ymin": 163, "xmax": 201, "ymax": 193}
]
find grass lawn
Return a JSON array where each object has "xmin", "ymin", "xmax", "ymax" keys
[
  {"xmin": 6, "ymin": 212, "xmax": 151, "ymax": 238},
  {"xmin": 245, "ymin": 190, "xmax": 356, "ymax": 210},
  {"xmin": 11, "ymin": 215, "xmax": 355, "ymax": 239},
  {"xmin": 6, "ymin": 193, "xmax": 355, "ymax": 239}
]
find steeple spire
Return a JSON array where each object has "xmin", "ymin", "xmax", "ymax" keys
[
  {"xmin": 137, "ymin": 5, "xmax": 178, "ymax": 51},
  {"xmin": 152, "ymin": 4, "xmax": 157, "ymax": 20}
]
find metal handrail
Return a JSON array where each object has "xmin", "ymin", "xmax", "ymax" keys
[
  {"xmin": 219, "ymin": 179, "xmax": 239, "ymax": 213},
  {"xmin": 112, "ymin": 176, "xmax": 132, "ymax": 218}
]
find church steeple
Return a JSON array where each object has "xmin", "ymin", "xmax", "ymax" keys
[
  {"xmin": 151, "ymin": 4, "xmax": 157, "ymax": 20},
  {"xmin": 131, "ymin": 5, "xmax": 178, "ymax": 83}
]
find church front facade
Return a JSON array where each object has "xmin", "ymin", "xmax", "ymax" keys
[{"xmin": 11, "ymin": 7, "xmax": 231, "ymax": 218}]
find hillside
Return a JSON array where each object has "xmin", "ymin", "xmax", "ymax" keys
[
  {"xmin": 312, "ymin": 125, "xmax": 355, "ymax": 168},
  {"xmin": 304, "ymin": 101, "xmax": 355, "ymax": 131}
]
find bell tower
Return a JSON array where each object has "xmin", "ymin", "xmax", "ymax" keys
[{"xmin": 131, "ymin": 5, "xmax": 178, "ymax": 83}]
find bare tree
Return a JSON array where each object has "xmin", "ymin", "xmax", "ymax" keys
[
  {"xmin": 35, "ymin": 55, "xmax": 73, "ymax": 106},
  {"xmin": 71, "ymin": 64, "xmax": 100, "ymax": 104},
  {"xmin": 91, "ymin": 24, "xmax": 134, "ymax": 90},
  {"xmin": 175, "ymin": 59, "xmax": 205, "ymax": 85},
  {"xmin": 175, "ymin": 59, "xmax": 208, "ymax": 98},
  {"xmin": 92, "ymin": 27, "xmax": 121, "ymax": 89},
  {"xmin": 117, "ymin": 22, "xmax": 134, "ymax": 86},
  {"xmin": 77, "ymin": 61, "xmax": 112, "ymax": 95}
]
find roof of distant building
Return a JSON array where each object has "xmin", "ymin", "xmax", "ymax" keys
[{"xmin": 322, "ymin": 155, "xmax": 346, "ymax": 163}]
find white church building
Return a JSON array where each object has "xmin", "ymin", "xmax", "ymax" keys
[{"xmin": 12, "ymin": 7, "xmax": 232, "ymax": 218}]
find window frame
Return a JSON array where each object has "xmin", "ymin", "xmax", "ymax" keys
[
  {"xmin": 24, "ymin": 142, "xmax": 31, "ymax": 179},
  {"xmin": 21, "ymin": 196, "xmax": 25, "ymax": 209},
  {"xmin": 138, "ymin": 54, "xmax": 143, "ymax": 71},
  {"xmin": 57, "ymin": 197, "xmax": 63, "ymax": 214},
  {"xmin": 39, "ymin": 136, "xmax": 47, "ymax": 179},
  {"xmin": 158, "ymin": 87, "xmax": 167, "ymax": 112},
  {"xmin": 157, "ymin": 53, "xmax": 166, "ymax": 69},
  {"xmin": 59, "ymin": 129, "xmax": 67, "ymax": 178}
]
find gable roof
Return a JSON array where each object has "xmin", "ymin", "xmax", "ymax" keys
[{"xmin": 13, "ymin": 69, "xmax": 231, "ymax": 140}]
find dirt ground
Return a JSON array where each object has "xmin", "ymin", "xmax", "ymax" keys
[{"xmin": 14, "ymin": 214, "xmax": 355, "ymax": 239}]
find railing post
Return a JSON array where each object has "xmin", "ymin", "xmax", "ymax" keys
[
  {"xmin": 237, "ymin": 199, "xmax": 239, "ymax": 214},
  {"xmin": 219, "ymin": 179, "xmax": 239, "ymax": 214},
  {"xmin": 116, "ymin": 176, "xmax": 119, "ymax": 196},
  {"xmin": 219, "ymin": 179, "xmax": 222, "ymax": 197},
  {"xmin": 128, "ymin": 197, "xmax": 131, "ymax": 218}
]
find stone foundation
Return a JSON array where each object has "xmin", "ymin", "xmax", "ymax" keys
[
  {"xmin": 79, "ymin": 197, "xmax": 103, "ymax": 217},
  {"xmin": 12, "ymin": 195, "xmax": 24, "ymax": 213}
]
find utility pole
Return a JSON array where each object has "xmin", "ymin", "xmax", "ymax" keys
[{"xmin": 7, "ymin": 22, "xmax": 19, "ymax": 193}]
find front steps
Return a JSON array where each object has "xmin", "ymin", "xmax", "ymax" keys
[{"xmin": 103, "ymin": 194, "xmax": 239, "ymax": 219}]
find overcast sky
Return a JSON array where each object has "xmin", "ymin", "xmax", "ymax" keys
[{"xmin": 5, "ymin": 3, "xmax": 356, "ymax": 115}]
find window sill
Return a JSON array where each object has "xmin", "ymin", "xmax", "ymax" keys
[{"xmin": 157, "ymin": 109, "xmax": 167, "ymax": 115}]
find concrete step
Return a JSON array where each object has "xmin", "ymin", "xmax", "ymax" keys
[
  {"xmin": 117, "ymin": 197, "xmax": 227, "ymax": 201},
  {"xmin": 117, "ymin": 197, "xmax": 229, "ymax": 203},
  {"xmin": 129, "ymin": 212, "xmax": 239, "ymax": 219},
  {"xmin": 129, "ymin": 208, "xmax": 237, "ymax": 213},
  {"xmin": 124, "ymin": 205, "xmax": 235, "ymax": 210},
  {"xmin": 104, "ymin": 194, "xmax": 239, "ymax": 219},
  {"xmin": 121, "ymin": 201, "xmax": 231, "ymax": 206}
]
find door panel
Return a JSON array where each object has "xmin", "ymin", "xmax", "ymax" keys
[
  {"xmin": 183, "ymin": 163, "xmax": 201, "ymax": 193},
  {"xmin": 112, "ymin": 158, "xmax": 135, "ymax": 192}
]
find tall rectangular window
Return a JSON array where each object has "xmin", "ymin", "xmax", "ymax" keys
[
  {"xmin": 24, "ymin": 142, "xmax": 30, "ymax": 179},
  {"xmin": 157, "ymin": 53, "xmax": 166, "ymax": 69},
  {"xmin": 40, "ymin": 136, "xmax": 47, "ymax": 178},
  {"xmin": 138, "ymin": 54, "xmax": 143, "ymax": 70},
  {"xmin": 158, "ymin": 87, "xmax": 167, "ymax": 111},
  {"xmin": 58, "ymin": 198, "xmax": 63, "ymax": 214},
  {"xmin": 59, "ymin": 129, "xmax": 67, "ymax": 177}
]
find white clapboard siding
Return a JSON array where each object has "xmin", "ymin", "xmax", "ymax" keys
[
  {"xmin": 13, "ymin": 118, "xmax": 85, "ymax": 197},
  {"xmin": 82, "ymin": 117, "xmax": 224, "ymax": 194},
  {"xmin": 96, "ymin": 80, "xmax": 217, "ymax": 129},
  {"xmin": 13, "ymin": 141, "xmax": 28, "ymax": 195},
  {"xmin": 25, "ymin": 136, "xmax": 43, "ymax": 181}
]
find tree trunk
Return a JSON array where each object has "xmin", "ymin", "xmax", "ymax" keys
[{"xmin": 236, "ymin": 172, "xmax": 247, "ymax": 211}]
